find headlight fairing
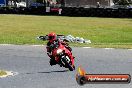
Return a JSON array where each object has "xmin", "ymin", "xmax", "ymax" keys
[{"xmin": 57, "ymin": 49, "xmax": 63, "ymax": 54}]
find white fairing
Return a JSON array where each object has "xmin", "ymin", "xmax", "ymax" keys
[{"xmin": 57, "ymin": 49, "xmax": 63, "ymax": 54}]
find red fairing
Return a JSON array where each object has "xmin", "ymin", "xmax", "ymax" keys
[
  {"xmin": 52, "ymin": 42, "xmax": 75, "ymax": 66},
  {"xmin": 64, "ymin": 47, "xmax": 74, "ymax": 66}
]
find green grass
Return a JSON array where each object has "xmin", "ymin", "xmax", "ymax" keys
[
  {"xmin": 0, "ymin": 14, "xmax": 132, "ymax": 48},
  {"xmin": 0, "ymin": 70, "xmax": 7, "ymax": 77}
]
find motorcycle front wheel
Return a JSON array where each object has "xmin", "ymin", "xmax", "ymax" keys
[{"xmin": 61, "ymin": 56, "xmax": 75, "ymax": 71}]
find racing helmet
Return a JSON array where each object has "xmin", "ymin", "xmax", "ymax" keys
[{"xmin": 48, "ymin": 32, "xmax": 57, "ymax": 42}]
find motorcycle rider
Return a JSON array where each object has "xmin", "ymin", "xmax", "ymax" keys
[{"xmin": 46, "ymin": 32, "xmax": 72, "ymax": 66}]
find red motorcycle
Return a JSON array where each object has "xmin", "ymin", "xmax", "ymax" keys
[
  {"xmin": 52, "ymin": 41, "xmax": 75, "ymax": 71},
  {"xmin": 38, "ymin": 35, "xmax": 75, "ymax": 71}
]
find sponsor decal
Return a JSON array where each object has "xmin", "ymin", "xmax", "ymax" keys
[{"xmin": 76, "ymin": 67, "xmax": 131, "ymax": 85}]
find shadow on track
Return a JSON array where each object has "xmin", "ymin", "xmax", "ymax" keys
[
  {"xmin": 25, "ymin": 69, "xmax": 69, "ymax": 74},
  {"xmin": 38, "ymin": 70, "xmax": 69, "ymax": 74}
]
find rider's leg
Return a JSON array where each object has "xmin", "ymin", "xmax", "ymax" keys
[{"xmin": 49, "ymin": 56, "xmax": 57, "ymax": 66}]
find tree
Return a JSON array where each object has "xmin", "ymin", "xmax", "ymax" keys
[{"xmin": 113, "ymin": 0, "xmax": 131, "ymax": 5}]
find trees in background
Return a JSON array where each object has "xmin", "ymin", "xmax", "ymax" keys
[{"xmin": 113, "ymin": 0, "xmax": 131, "ymax": 5}]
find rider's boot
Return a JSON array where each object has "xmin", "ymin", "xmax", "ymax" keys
[{"xmin": 49, "ymin": 57, "xmax": 57, "ymax": 66}]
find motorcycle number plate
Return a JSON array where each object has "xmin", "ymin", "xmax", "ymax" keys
[{"xmin": 66, "ymin": 56, "xmax": 70, "ymax": 63}]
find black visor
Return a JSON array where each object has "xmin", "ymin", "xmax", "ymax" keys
[{"xmin": 49, "ymin": 36, "xmax": 55, "ymax": 40}]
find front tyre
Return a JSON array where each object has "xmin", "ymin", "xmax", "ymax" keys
[{"xmin": 61, "ymin": 57, "xmax": 75, "ymax": 71}]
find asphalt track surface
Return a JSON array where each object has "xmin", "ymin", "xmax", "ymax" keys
[{"xmin": 0, "ymin": 45, "xmax": 132, "ymax": 88}]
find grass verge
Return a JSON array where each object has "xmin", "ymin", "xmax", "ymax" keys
[
  {"xmin": 0, "ymin": 14, "xmax": 132, "ymax": 48},
  {"xmin": 0, "ymin": 70, "xmax": 7, "ymax": 77}
]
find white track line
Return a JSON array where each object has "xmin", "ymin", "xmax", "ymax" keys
[
  {"xmin": 31, "ymin": 45, "xmax": 43, "ymax": 47},
  {"xmin": 83, "ymin": 47, "xmax": 92, "ymax": 48},
  {"xmin": 0, "ymin": 44, "xmax": 13, "ymax": 46},
  {"xmin": 0, "ymin": 44, "xmax": 44, "ymax": 47},
  {"xmin": 104, "ymin": 48, "xmax": 114, "ymax": 50},
  {"xmin": 0, "ymin": 44, "xmax": 131, "ymax": 50},
  {"xmin": 128, "ymin": 49, "xmax": 132, "ymax": 51}
]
